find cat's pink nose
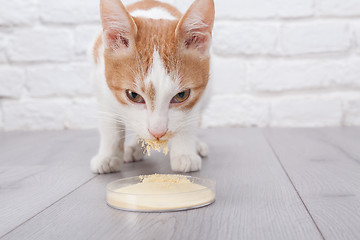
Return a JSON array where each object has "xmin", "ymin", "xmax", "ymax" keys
[{"xmin": 148, "ymin": 129, "xmax": 167, "ymax": 139}]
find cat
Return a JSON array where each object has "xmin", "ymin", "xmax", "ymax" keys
[{"xmin": 91, "ymin": 0, "xmax": 215, "ymax": 174}]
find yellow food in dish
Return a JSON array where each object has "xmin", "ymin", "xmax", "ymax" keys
[
  {"xmin": 140, "ymin": 174, "xmax": 190, "ymax": 184},
  {"xmin": 107, "ymin": 174, "xmax": 215, "ymax": 211}
]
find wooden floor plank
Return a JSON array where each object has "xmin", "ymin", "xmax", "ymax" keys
[
  {"xmin": 0, "ymin": 166, "xmax": 95, "ymax": 237},
  {"xmin": 0, "ymin": 130, "xmax": 98, "ymax": 166},
  {"xmin": 2, "ymin": 128, "xmax": 322, "ymax": 240},
  {"xmin": 263, "ymin": 128, "xmax": 360, "ymax": 240},
  {"xmin": 0, "ymin": 130, "xmax": 98, "ymax": 237}
]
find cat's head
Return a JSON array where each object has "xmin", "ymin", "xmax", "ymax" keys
[{"xmin": 99, "ymin": 0, "xmax": 215, "ymax": 141}]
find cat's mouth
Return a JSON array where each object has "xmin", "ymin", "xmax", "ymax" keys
[
  {"xmin": 150, "ymin": 131, "xmax": 175, "ymax": 141},
  {"xmin": 139, "ymin": 138, "xmax": 169, "ymax": 156},
  {"xmin": 138, "ymin": 131, "xmax": 175, "ymax": 156}
]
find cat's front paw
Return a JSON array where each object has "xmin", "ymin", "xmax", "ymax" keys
[
  {"xmin": 90, "ymin": 154, "xmax": 123, "ymax": 174},
  {"xmin": 124, "ymin": 145, "xmax": 145, "ymax": 163},
  {"xmin": 196, "ymin": 139, "xmax": 208, "ymax": 158},
  {"xmin": 171, "ymin": 154, "xmax": 201, "ymax": 173}
]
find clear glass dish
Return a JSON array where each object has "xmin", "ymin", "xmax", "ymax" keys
[{"xmin": 106, "ymin": 175, "xmax": 216, "ymax": 212}]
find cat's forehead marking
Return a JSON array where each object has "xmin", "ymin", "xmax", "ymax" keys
[
  {"xmin": 133, "ymin": 17, "xmax": 179, "ymax": 75},
  {"xmin": 141, "ymin": 50, "xmax": 179, "ymax": 111}
]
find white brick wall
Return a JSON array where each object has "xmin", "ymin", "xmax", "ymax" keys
[
  {"xmin": 2, "ymin": 99, "xmax": 71, "ymax": 130},
  {"xmin": 0, "ymin": 67, "xmax": 26, "ymax": 98},
  {"xmin": 0, "ymin": 0, "xmax": 360, "ymax": 131},
  {"xmin": 0, "ymin": 0, "xmax": 38, "ymax": 26},
  {"xmin": 345, "ymin": 98, "xmax": 360, "ymax": 125},
  {"xmin": 203, "ymin": 95, "xmax": 269, "ymax": 127},
  {"xmin": 278, "ymin": 23, "xmax": 351, "ymax": 55},
  {"xmin": 8, "ymin": 29, "xmax": 73, "ymax": 62},
  {"xmin": 318, "ymin": 0, "xmax": 360, "ymax": 17},
  {"xmin": 271, "ymin": 95, "xmax": 343, "ymax": 127},
  {"xmin": 26, "ymin": 64, "xmax": 93, "ymax": 97},
  {"xmin": 0, "ymin": 32, "xmax": 9, "ymax": 63},
  {"xmin": 213, "ymin": 22, "xmax": 279, "ymax": 56},
  {"xmin": 214, "ymin": 0, "xmax": 314, "ymax": 19},
  {"xmin": 39, "ymin": 0, "xmax": 100, "ymax": 24}
]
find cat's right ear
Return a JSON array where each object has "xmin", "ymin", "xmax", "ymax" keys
[
  {"xmin": 175, "ymin": 0, "xmax": 215, "ymax": 56},
  {"xmin": 100, "ymin": 0, "xmax": 137, "ymax": 52}
]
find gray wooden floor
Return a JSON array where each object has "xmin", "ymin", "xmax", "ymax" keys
[{"xmin": 0, "ymin": 128, "xmax": 359, "ymax": 240}]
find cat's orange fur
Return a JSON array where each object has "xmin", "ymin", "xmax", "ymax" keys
[{"xmin": 93, "ymin": 0, "xmax": 213, "ymax": 110}]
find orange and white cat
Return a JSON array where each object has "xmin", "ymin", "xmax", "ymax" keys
[{"xmin": 91, "ymin": 0, "xmax": 215, "ymax": 173}]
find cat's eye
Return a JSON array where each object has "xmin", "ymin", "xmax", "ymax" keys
[
  {"xmin": 171, "ymin": 89, "xmax": 191, "ymax": 104},
  {"xmin": 125, "ymin": 89, "xmax": 145, "ymax": 104}
]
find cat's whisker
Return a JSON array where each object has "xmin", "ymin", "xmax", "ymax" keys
[
  {"xmin": 173, "ymin": 117, "xmax": 201, "ymax": 130},
  {"xmin": 95, "ymin": 115, "xmax": 126, "ymax": 124},
  {"xmin": 96, "ymin": 110, "xmax": 135, "ymax": 123}
]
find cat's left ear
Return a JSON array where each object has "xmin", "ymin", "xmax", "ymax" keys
[
  {"xmin": 100, "ymin": 0, "xmax": 137, "ymax": 53},
  {"xmin": 175, "ymin": 0, "xmax": 215, "ymax": 56}
]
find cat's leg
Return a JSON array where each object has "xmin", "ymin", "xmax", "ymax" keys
[
  {"xmin": 170, "ymin": 132, "xmax": 201, "ymax": 172},
  {"xmin": 91, "ymin": 119, "xmax": 125, "ymax": 174},
  {"xmin": 124, "ymin": 137, "xmax": 145, "ymax": 163},
  {"xmin": 196, "ymin": 138, "xmax": 208, "ymax": 158},
  {"xmin": 195, "ymin": 115, "xmax": 208, "ymax": 158}
]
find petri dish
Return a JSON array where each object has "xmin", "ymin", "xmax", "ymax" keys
[{"xmin": 106, "ymin": 174, "xmax": 216, "ymax": 212}]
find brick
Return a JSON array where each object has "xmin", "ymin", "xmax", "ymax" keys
[
  {"xmin": 40, "ymin": 0, "xmax": 99, "ymax": 24},
  {"xmin": 344, "ymin": 98, "xmax": 360, "ymax": 126},
  {"xmin": 0, "ymin": 67, "xmax": 25, "ymax": 98},
  {"xmin": 0, "ymin": 33, "xmax": 8, "ymax": 63},
  {"xmin": 8, "ymin": 29, "xmax": 73, "ymax": 62},
  {"xmin": 0, "ymin": 105, "xmax": 3, "ymax": 131},
  {"xmin": 249, "ymin": 58, "xmax": 360, "ymax": 92},
  {"xmin": 211, "ymin": 56, "xmax": 245, "ymax": 94},
  {"xmin": 354, "ymin": 24, "xmax": 360, "ymax": 53},
  {"xmin": 65, "ymin": 98, "xmax": 97, "ymax": 129},
  {"xmin": 340, "ymin": 58, "xmax": 360, "ymax": 88},
  {"xmin": 26, "ymin": 64, "xmax": 93, "ymax": 97},
  {"xmin": 0, "ymin": 33, "xmax": 6, "ymax": 48},
  {"xmin": 202, "ymin": 95, "xmax": 269, "ymax": 127},
  {"xmin": 318, "ymin": 0, "xmax": 360, "ymax": 17},
  {"xmin": 0, "ymin": 0, "xmax": 37, "ymax": 26},
  {"xmin": 74, "ymin": 26, "xmax": 100, "ymax": 55},
  {"xmin": 215, "ymin": 0, "xmax": 313, "ymax": 19},
  {"xmin": 2, "ymin": 99, "xmax": 71, "ymax": 130},
  {"xmin": 169, "ymin": 0, "xmax": 313, "ymax": 18},
  {"xmin": 248, "ymin": 60, "xmax": 340, "ymax": 92},
  {"xmin": 213, "ymin": 22, "xmax": 278, "ymax": 56},
  {"xmin": 169, "ymin": 0, "xmax": 314, "ymax": 18},
  {"xmin": 271, "ymin": 96, "xmax": 342, "ymax": 127},
  {"xmin": 0, "ymin": 52, "xmax": 6, "ymax": 63},
  {"xmin": 279, "ymin": 23, "xmax": 350, "ymax": 55}
]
